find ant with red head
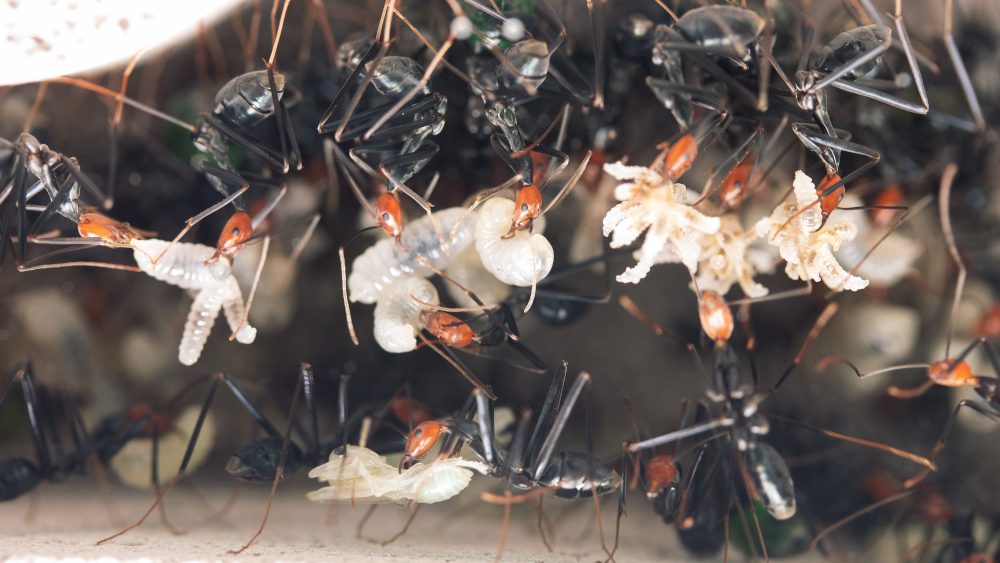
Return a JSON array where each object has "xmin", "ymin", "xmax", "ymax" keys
[
  {"xmin": 817, "ymin": 164, "xmax": 1000, "ymax": 489},
  {"xmin": 398, "ymin": 362, "xmax": 625, "ymax": 561},
  {"xmin": 621, "ymin": 288, "xmax": 934, "ymax": 561}
]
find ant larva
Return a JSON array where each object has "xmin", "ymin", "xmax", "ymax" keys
[{"xmin": 817, "ymin": 164, "xmax": 1000, "ymax": 489}]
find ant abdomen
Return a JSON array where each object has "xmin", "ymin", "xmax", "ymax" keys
[
  {"xmin": 226, "ymin": 436, "xmax": 305, "ymax": 483},
  {"xmin": 214, "ymin": 70, "xmax": 284, "ymax": 128},
  {"xmin": 0, "ymin": 458, "xmax": 42, "ymax": 502}
]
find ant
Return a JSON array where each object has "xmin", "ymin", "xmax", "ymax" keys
[
  {"xmin": 622, "ymin": 289, "xmax": 934, "ymax": 561},
  {"xmin": 817, "ymin": 164, "xmax": 1000, "ymax": 489},
  {"xmin": 399, "ymin": 362, "xmax": 625, "ymax": 561},
  {"xmin": 317, "ymin": 0, "xmax": 473, "ymax": 251}
]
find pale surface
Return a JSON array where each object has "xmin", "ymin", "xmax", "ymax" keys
[
  {"xmin": 1, "ymin": 0, "xmax": 245, "ymax": 86},
  {"xmin": 0, "ymin": 480, "xmax": 828, "ymax": 563}
]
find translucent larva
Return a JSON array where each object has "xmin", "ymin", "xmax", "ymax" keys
[
  {"xmin": 373, "ymin": 277, "xmax": 440, "ymax": 353},
  {"xmin": 109, "ymin": 406, "xmax": 216, "ymax": 490},
  {"xmin": 475, "ymin": 197, "xmax": 553, "ymax": 286},
  {"xmin": 307, "ymin": 445, "xmax": 488, "ymax": 505},
  {"xmin": 131, "ymin": 239, "xmax": 257, "ymax": 365},
  {"xmin": 348, "ymin": 207, "xmax": 477, "ymax": 304}
]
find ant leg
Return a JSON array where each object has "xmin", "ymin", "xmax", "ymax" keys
[
  {"xmin": 942, "ymin": 0, "xmax": 985, "ymax": 131},
  {"xmin": 317, "ymin": 2, "xmax": 393, "ymax": 140},
  {"xmin": 363, "ymin": 1, "xmax": 469, "ymax": 140},
  {"xmin": 536, "ymin": 148, "xmax": 590, "ymax": 217},
  {"xmin": 491, "ymin": 133, "xmax": 535, "ymax": 185},
  {"xmin": 149, "ymin": 425, "xmax": 186, "ymax": 535},
  {"xmin": 449, "ymin": 174, "xmax": 522, "ymax": 243},
  {"xmin": 150, "ymin": 185, "xmax": 247, "ymax": 265},
  {"xmin": 0, "ymin": 153, "xmax": 26, "ymax": 268},
  {"xmin": 106, "ymin": 50, "xmax": 146, "ymax": 208},
  {"xmin": 264, "ymin": 65, "xmax": 291, "ymax": 173},
  {"xmin": 228, "ymin": 235, "xmax": 268, "ymax": 341},
  {"xmin": 792, "ymin": 123, "xmax": 880, "ymax": 195},
  {"xmin": 380, "ymin": 142, "xmax": 442, "ymax": 186},
  {"xmin": 203, "ymin": 114, "xmax": 286, "ymax": 173},
  {"xmin": 229, "ymin": 361, "xmax": 304, "ymax": 554},
  {"xmin": 97, "ymin": 376, "xmax": 221, "ymax": 545},
  {"xmin": 768, "ymin": 302, "xmax": 839, "ymax": 392},
  {"xmin": 694, "ymin": 122, "xmax": 764, "ymax": 206},
  {"xmin": 523, "ymin": 361, "xmax": 568, "ymax": 471},
  {"xmin": 903, "ymin": 400, "xmax": 1000, "ymax": 489},
  {"xmin": 937, "ymin": 164, "xmax": 964, "ymax": 359},
  {"xmin": 27, "ymin": 166, "xmax": 79, "ymax": 239},
  {"xmin": 199, "ymin": 162, "xmax": 250, "ymax": 210},
  {"xmin": 0, "ymin": 362, "xmax": 52, "ymax": 497},
  {"xmin": 586, "ymin": 0, "xmax": 606, "ymax": 109},
  {"xmin": 531, "ymin": 371, "xmax": 590, "ymax": 479},
  {"xmin": 807, "ymin": 0, "xmax": 891, "ymax": 94}
]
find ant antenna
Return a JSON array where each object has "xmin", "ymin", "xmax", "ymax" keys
[{"xmin": 938, "ymin": 164, "xmax": 963, "ymax": 359}]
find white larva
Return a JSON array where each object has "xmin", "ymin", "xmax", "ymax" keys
[
  {"xmin": 443, "ymin": 243, "xmax": 513, "ymax": 309},
  {"xmin": 109, "ymin": 406, "xmax": 216, "ymax": 490},
  {"xmin": 131, "ymin": 239, "xmax": 257, "ymax": 365},
  {"xmin": 348, "ymin": 207, "xmax": 477, "ymax": 304},
  {"xmin": 373, "ymin": 277, "xmax": 439, "ymax": 353},
  {"xmin": 307, "ymin": 445, "xmax": 488, "ymax": 505},
  {"xmin": 475, "ymin": 197, "xmax": 553, "ymax": 286}
]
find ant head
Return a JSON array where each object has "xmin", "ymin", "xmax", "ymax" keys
[
  {"xmin": 399, "ymin": 421, "xmax": 447, "ymax": 472},
  {"xmin": 927, "ymin": 359, "xmax": 978, "ymax": 387},
  {"xmin": 208, "ymin": 211, "xmax": 253, "ymax": 263},
  {"xmin": 644, "ymin": 453, "xmax": 679, "ymax": 497},
  {"xmin": 375, "ymin": 193, "xmax": 404, "ymax": 242},
  {"xmin": 975, "ymin": 305, "xmax": 1000, "ymax": 340},
  {"xmin": 872, "ymin": 184, "xmax": 904, "ymax": 227},
  {"xmin": 423, "ymin": 311, "xmax": 474, "ymax": 348},
  {"xmin": 817, "ymin": 173, "xmax": 845, "ymax": 222},
  {"xmin": 720, "ymin": 156, "xmax": 754, "ymax": 209},
  {"xmin": 77, "ymin": 212, "xmax": 144, "ymax": 247},
  {"xmin": 664, "ymin": 134, "xmax": 697, "ymax": 181},
  {"xmin": 503, "ymin": 185, "xmax": 542, "ymax": 239},
  {"xmin": 698, "ymin": 290, "xmax": 733, "ymax": 344}
]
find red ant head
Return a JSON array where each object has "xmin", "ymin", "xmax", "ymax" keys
[
  {"xmin": 664, "ymin": 134, "xmax": 697, "ymax": 181},
  {"xmin": 720, "ymin": 156, "xmax": 755, "ymax": 209},
  {"xmin": 423, "ymin": 311, "xmax": 474, "ymax": 348},
  {"xmin": 399, "ymin": 421, "xmax": 446, "ymax": 472},
  {"xmin": 644, "ymin": 453, "xmax": 678, "ymax": 497},
  {"xmin": 927, "ymin": 359, "xmax": 977, "ymax": 387},
  {"xmin": 698, "ymin": 290, "xmax": 733, "ymax": 345},
  {"xmin": 502, "ymin": 185, "xmax": 542, "ymax": 239},
  {"xmin": 975, "ymin": 305, "xmax": 1000, "ymax": 340},
  {"xmin": 581, "ymin": 149, "xmax": 606, "ymax": 192},
  {"xmin": 872, "ymin": 184, "xmax": 904, "ymax": 227},
  {"xmin": 127, "ymin": 404, "xmax": 172, "ymax": 436},
  {"xmin": 208, "ymin": 211, "xmax": 253, "ymax": 264},
  {"xmin": 387, "ymin": 397, "xmax": 433, "ymax": 427},
  {"xmin": 817, "ymin": 173, "xmax": 845, "ymax": 223},
  {"xmin": 77, "ymin": 213, "xmax": 144, "ymax": 246},
  {"xmin": 375, "ymin": 193, "xmax": 404, "ymax": 242}
]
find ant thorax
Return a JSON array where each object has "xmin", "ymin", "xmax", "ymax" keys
[
  {"xmin": 756, "ymin": 170, "xmax": 868, "ymax": 291},
  {"xmin": 602, "ymin": 161, "xmax": 721, "ymax": 284}
]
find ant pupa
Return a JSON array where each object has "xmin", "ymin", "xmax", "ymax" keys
[{"xmin": 816, "ymin": 164, "xmax": 1000, "ymax": 489}]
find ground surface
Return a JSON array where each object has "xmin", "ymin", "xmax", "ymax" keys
[{"xmin": 0, "ymin": 479, "xmax": 827, "ymax": 563}]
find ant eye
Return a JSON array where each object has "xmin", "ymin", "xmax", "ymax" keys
[
  {"xmin": 382, "ymin": 212, "xmax": 391, "ymax": 222},
  {"xmin": 733, "ymin": 181, "xmax": 741, "ymax": 189},
  {"xmin": 521, "ymin": 203, "xmax": 529, "ymax": 212},
  {"xmin": 232, "ymin": 227, "xmax": 240, "ymax": 236},
  {"xmin": 414, "ymin": 428, "xmax": 422, "ymax": 437}
]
